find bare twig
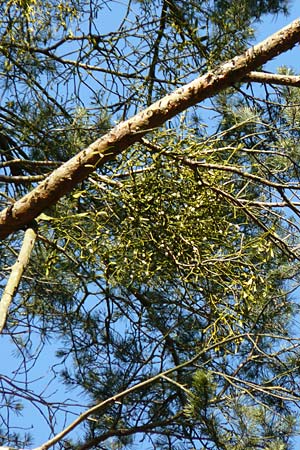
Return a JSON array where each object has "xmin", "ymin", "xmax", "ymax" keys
[{"xmin": 0, "ymin": 174, "xmax": 46, "ymax": 183}]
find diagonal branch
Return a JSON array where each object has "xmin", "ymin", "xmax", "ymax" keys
[
  {"xmin": 31, "ymin": 333, "xmax": 248, "ymax": 450},
  {"xmin": 0, "ymin": 19, "xmax": 300, "ymax": 239},
  {"xmin": 0, "ymin": 225, "xmax": 37, "ymax": 332}
]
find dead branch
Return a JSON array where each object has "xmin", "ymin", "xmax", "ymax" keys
[{"xmin": 0, "ymin": 226, "xmax": 37, "ymax": 332}]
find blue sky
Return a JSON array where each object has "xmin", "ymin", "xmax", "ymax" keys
[
  {"xmin": 1, "ymin": 2, "xmax": 300, "ymax": 449},
  {"xmin": 256, "ymin": 2, "xmax": 299, "ymax": 71}
]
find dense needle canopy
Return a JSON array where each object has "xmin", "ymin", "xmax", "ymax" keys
[{"xmin": 1, "ymin": 1, "xmax": 300, "ymax": 450}]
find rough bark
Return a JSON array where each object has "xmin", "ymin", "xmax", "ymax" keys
[{"xmin": 0, "ymin": 18, "xmax": 300, "ymax": 240}]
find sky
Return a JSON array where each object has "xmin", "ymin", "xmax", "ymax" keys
[
  {"xmin": 256, "ymin": 3, "xmax": 299, "ymax": 71},
  {"xmin": 1, "ymin": 1, "xmax": 300, "ymax": 449}
]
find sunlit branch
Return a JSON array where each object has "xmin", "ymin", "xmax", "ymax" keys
[
  {"xmin": 1, "ymin": 18, "xmax": 300, "ymax": 239},
  {"xmin": 245, "ymin": 71, "xmax": 300, "ymax": 87},
  {"xmin": 0, "ymin": 225, "xmax": 37, "ymax": 333},
  {"xmin": 32, "ymin": 333, "xmax": 250, "ymax": 450}
]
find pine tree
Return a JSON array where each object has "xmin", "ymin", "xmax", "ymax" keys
[{"xmin": 1, "ymin": 1, "xmax": 300, "ymax": 449}]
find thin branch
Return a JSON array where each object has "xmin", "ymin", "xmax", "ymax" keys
[
  {"xmin": 0, "ymin": 174, "xmax": 47, "ymax": 183},
  {"xmin": 146, "ymin": 0, "xmax": 168, "ymax": 105},
  {"xmin": 0, "ymin": 159, "xmax": 62, "ymax": 169},
  {"xmin": 77, "ymin": 413, "xmax": 183, "ymax": 450},
  {"xmin": 32, "ymin": 333, "xmax": 248, "ymax": 450},
  {"xmin": 180, "ymin": 158, "xmax": 300, "ymax": 190},
  {"xmin": 245, "ymin": 71, "xmax": 300, "ymax": 87}
]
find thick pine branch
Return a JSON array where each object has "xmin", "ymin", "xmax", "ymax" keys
[{"xmin": 0, "ymin": 19, "xmax": 300, "ymax": 239}]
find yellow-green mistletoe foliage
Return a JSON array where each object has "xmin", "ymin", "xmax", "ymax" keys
[{"xmin": 36, "ymin": 123, "xmax": 292, "ymax": 346}]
